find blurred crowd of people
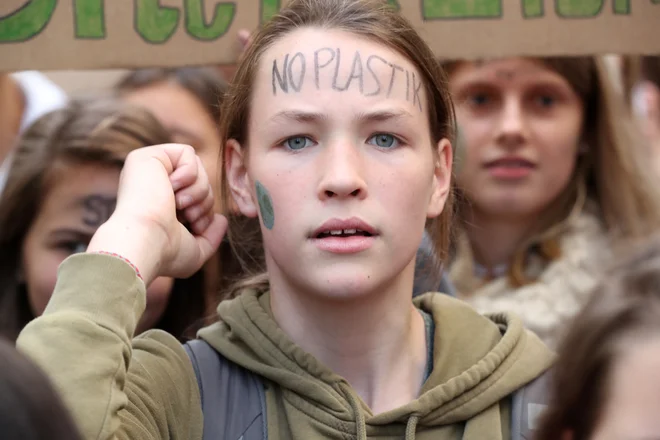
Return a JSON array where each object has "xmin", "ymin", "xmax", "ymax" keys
[{"xmin": 1, "ymin": 0, "xmax": 660, "ymax": 438}]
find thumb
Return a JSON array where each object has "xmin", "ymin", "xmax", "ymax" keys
[
  {"xmin": 194, "ymin": 214, "xmax": 228, "ymax": 264},
  {"xmin": 170, "ymin": 214, "xmax": 228, "ymax": 279}
]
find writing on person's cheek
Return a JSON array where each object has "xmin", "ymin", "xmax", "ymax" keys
[
  {"xmin": 255, "ymin": 181, "xmax": 275, "ymax": 230},
  {"xmin": 271, "ymin": 48, "xmax": 423, "ymax": 111},
  {"xmin": 81, "ymin": 195, "xmax": 116, "ymax": 228}
]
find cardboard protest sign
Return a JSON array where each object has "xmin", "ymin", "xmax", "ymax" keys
[{"xmin": 1, "ymin": 0, "xmax": 659, "ymax": 72}]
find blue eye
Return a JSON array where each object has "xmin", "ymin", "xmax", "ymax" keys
[
  {"xmin": 283, "ymin": 136, "xmax": 314, "ymax": 150},
  {"xmin": 368, "ymin": 133, "xmax": 399, "ymax": 149}
]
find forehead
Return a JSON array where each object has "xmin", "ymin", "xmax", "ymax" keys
[
  {"xmin": 450, "ymin": 58, "xmax": 570, "ymax": 88},
  {"xmin": 124, "ymin": 83, "xmax": 213, "ymax": 135},
  {"xmin": 252, "ymin": 27, "xmax": 427, "ymax": 119},
  {"xmin": 36, "ymin": 165, "xmax": 120, "ymax": 220}
]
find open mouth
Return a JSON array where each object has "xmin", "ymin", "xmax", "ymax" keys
[
  {"xmin": 485, "ymin": 158, "xmax": 535, "ymax": 169},
  {"xmin": 316, "ymin": 229, "xmax": 374, "ymax": 239}
]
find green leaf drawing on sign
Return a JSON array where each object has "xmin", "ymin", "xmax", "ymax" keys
[
  {"xmin": 0, "ymin": 0, "xmax": 57, "ymax": 43},
  {"xmin": 185, "ymin": 0, "xmax": 234, "ymax": 40},
  {"xmin": 75, "ymin": 0, "xmax": 105, "ymax": 38},
  {"xmin": 261, "ymin": 0, "xmax": 280, "ymax": 23},
  {"xmin": 556, "ymin": 0, "xmax": 604, "ymax": 17},
  {"xmin": 522, "ymin": 0, "xmax": 543, "ymax": 17},
  {"xmin": 135, "ymin": 0, "xmax": 179, "ymax": 44},
  {"xmin": 424, "ymin": 0, "xmax": 501, "ymax": 19}
]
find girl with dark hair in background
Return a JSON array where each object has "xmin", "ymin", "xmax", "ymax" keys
[{"xmin": 0, "ymin": 98, "xmax": 207, "ymax": 342}]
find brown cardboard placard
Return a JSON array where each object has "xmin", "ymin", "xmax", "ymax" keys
[{"xmin": 1, "ymin": 0, "xmax": 659, "ymax": 72}]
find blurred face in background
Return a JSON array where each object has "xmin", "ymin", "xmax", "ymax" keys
[
  {"xmin": 21, "ymin": 163, "xmax": 173, "ymax": 333},
  {"xmin": 123, "ymin": 81, "xmax": 223, "ymax": 209},
  {"xmin": 590, "ymin": 336, "xmax": 660, "ymax": 440},
  {"xmin": 449, "ymin": 58, "xmax": 584, "ymax": 224}
]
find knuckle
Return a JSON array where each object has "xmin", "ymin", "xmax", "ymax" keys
[{"xmin": 183, "ymin": 144, "xmax": 196, "ymax": 156}]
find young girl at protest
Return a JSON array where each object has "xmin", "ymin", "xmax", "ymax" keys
[
  {"xmin": 537, "ymin": 236, "xmax": 660, "ymax": 440},
  {"xmin": 0, "ymin": 98, "xmax": 208, "ymax": 342},
  {"xmin": 443, "ymin": 57, "xmax": 660, "ymax": 346},
  {"xmin": 17, "ymin": 1, "xmax": 553, "ymax": 439}
]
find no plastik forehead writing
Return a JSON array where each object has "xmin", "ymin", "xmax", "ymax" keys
[{"xmin": 271, "ymin": 48, "xmax": 424, "ymax": 112}]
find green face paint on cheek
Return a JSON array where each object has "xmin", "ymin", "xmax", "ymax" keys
[{"xmin": 255, "ymin": 181, "xmax": 275, "ymax": 230}]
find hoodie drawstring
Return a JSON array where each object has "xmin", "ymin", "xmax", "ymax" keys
[
  {"xmin": 404, "ymin": 415, "xmax": 419, "ymax": 440},
  {"xmin": 342, "ymin": 382, "xmax": 420, "ymax": 440},
  {"xmin": 344, "ymin": 384, "xmax": 367, "ymax": 440}
]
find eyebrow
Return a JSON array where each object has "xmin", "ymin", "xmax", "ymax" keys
[
  {"xmin": 457, "ymin": 70, "xmax": 568, "ymax": 87},
  {"xmin": 269, "ymin": 109, "xmax": 415, "ymax": 124},
  {"xmin": 355, "ymin": 109, "xmax": 415, "ymax": 123},
  {"xmin": 269, "ymin": 110, "xmax": 328, "ymax": 124},
  {"xmin": 49, "ymin": 228, "xmax": 93, "ymax": 238}
]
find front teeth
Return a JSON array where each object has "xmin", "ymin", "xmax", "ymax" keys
[{"xmin": 329, "ymin": 229, "xmax": 359, "ymax": 235}]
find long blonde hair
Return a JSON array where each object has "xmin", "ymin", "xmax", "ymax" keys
[
  {"xmin": 446, "ymin": 57, "xmax": 660, "ymax": 286},
  {"xmin": 219, "ymin": 0, "xmax": 456, "ymax": 296}
]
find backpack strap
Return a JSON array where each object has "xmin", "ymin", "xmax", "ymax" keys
[
  {"xmin": 510, "ymin": 370, "xmax": 551, "ymax": 440},
  {"xmin": 184, "ymin": 339, "xmax": 267, "ymax": 440}
]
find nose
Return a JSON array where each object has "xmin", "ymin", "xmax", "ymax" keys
[
  {"xmin": 317, "ymin": 139, "xmax": 367, "ymax": 201},
  {"xmin": 495, "ymin": 96, "xmax": 528, "ymax": 149}
]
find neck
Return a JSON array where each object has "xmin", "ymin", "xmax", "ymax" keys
[
  {"xmin": 269, "ymin": 261, "xmax": 427, "ymax": 414},
  {"xmin": 0, "ymin": 74, "xmax": 24, "ymax": 164},
  {"xmin": 465, "ymin": 209, "xmax": 538, "ymax": 270}
]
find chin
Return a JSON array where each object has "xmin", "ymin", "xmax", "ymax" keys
[
  {"xmin": 304, "ymin": 273, "xmax": 385, "ymax": 302},
  {"xmin": 480, "ymin": 196, "xmax": 537, "ymax": 216}
]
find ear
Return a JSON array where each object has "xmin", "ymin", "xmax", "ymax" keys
[
  {"xmin": 646, "ymin": 83, "xmax": 660, "ymax": 136},
  {"xmin": 636, "ymin": 81, "xmax": 660, "ymax": 140},
  {"xmin": 225, "ymin": 139, "xmax": 258, "ymax": 218},
  {"xmin": 426, "ymin": 138, "xmax": 453, "ymax": 218}
]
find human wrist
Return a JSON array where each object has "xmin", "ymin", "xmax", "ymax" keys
[{"xmin": 87, "ymin": 219, "xmax": 167, "ymax": 286}]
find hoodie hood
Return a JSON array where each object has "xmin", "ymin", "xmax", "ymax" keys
[{"xmin": 198, "ymin": 291, "xmax": 554, "ymax": 439}]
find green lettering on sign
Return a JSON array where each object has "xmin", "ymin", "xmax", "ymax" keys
[
  {"xmin": 75, "ymin": 0, "xmax": 105, "ymax": 38},
  {"xmin": 522, "ymin": 0, "xmax": 543, "ymax": 17},
  {"xmin": 135, "ymin": 0, "xmax": 179, "ymax": 44},
  {"xmin": 387, "ymin": 0, "xmax": 401, "ymax": 11},
  {"xmin": 261, "ymin": 0, "xmax": 280, "ymax": 23},
  {"xmin": 556, "ymin": 0, "xmax": 604, "ymax": 17},
  {"xmin": 423, "ymin": 0, "xmax": 501, "ymax": 19},
  {"xmin": 613, "ymin": 0, "xmax": 630, "ymax": 13},
  {"xmin": 185, "ymin": 0, "xmax": 234, "ymax": 40},
  {"xmin": 0, "ymin": 0, "xmax": 57, "ymax": 42}
]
